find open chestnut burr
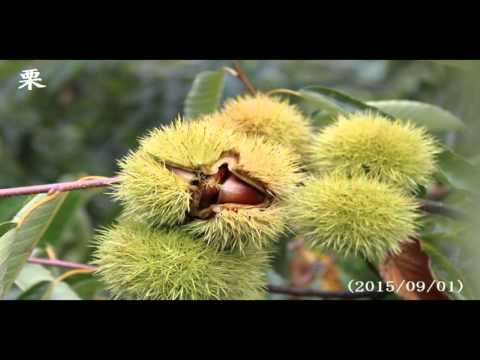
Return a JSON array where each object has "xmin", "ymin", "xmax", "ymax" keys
[{"xmin": 166, "ymin": 155, "xmax": 272, "ymax": 220}]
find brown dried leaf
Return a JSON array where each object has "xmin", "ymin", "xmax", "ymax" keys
[
  {"xmin": 289, "ymin": 246, "xmax": 317, "ymax": 288},
  {"xmin": 318, "ymin": 254, "xmax": 342, "ymax": 292},
  {"xmin": 379, "ymin": 239, "xmax": 449, "ymax": 300}
]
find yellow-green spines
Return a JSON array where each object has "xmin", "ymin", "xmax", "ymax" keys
[
  {"xmin": 219, "ymin": 93, "xmax": 314, "ymax": 158},
  {"xmin": 288, "ymin": 175, "xmax": 420, "ymax": 260},
  {"xmin": 135, "ymin": 116, "xmax": 302, "ymax": 196},
  {"xmin": 93, "ymin": 221, "xmax": 269, "ymax": 300},
  {"xmin": 113, "ymin": 116, "xmax": 303, "ymax": 251},
  {"xmin": 183, "ymin": 205, "xmax": 287, "ymax": 253},
  {"xmin": 309, "ymin": 113, "xmax": 440, "ymax": 191},
  {"xmin": 114, "ymin": 150, "xmax": 192, "ymax": 227}
]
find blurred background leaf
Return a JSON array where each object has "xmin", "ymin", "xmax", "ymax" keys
[
  {"xmin": 436, "ymin": 148, "xmax": 480, "ymax": 194},
  {"xmin": 299, "ymin": 86, "xmax": 392, "ymax": 117},
  {"xmin": 367, "ymin": 100, "xmax": 465, "ymax": 132},
  {"xmin": 184, "ymin": 70, "xmax": 225, "ymax": 119}
]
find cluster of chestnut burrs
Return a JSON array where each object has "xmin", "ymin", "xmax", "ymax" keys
[{"xmin": 93, "ymin": 93, "xmax": 438, "ymax": 300}]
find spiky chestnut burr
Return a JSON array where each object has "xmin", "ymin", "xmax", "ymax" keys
[
  {"xmin": 93, "ymin": 220, "xmax": 269, "ymax": 300},
  {"xmin": 288, "ymin": 175, "xmax": 420, "ymax": 261},
  {"xmin": 113, "ymin": 116, "xmax": 303, "ymax": 252},
  {"xmin": 218, "ymin": 93, "xmax": 315, "ymax": 160},
  {"xmin": 309, "ymin": 113, "xmax": 440, "ymax": 192}
]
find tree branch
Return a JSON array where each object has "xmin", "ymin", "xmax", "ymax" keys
[
  {"xmin": 0, "ymin": 179, "xmax": 464, "ymax": 221},
  {"xmin": 0, "ymin": 179, "xmax": 463, "ymax": 221},
  {"xmin": 0, "ymin": 176, "xmax": 467, "ymax": 219},
  {"xmin": 419, "ymin": 199, "xmax": 466, "ymax": 220},
  {"xmin": 28, "ymin": 256, "xmax": 97, "ymax": 271},
  {"xmin": 0, "ymin": 176, "xmax": 120, "ymax": 198},
  {"xmin": 426, "ymin": 184, "xmax": 450, "ymax": 201},
  {"xmin": 232, "ymin": 60, "xmax": 256, "ymax": 95}
]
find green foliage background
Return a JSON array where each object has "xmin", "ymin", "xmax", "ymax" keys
[{"xmin": 0, "ymin": 60, "xmax": 478, "ymax": 299}]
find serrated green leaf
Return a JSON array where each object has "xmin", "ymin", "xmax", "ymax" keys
[
  {"xmin": 0, "ymin": 193, "xmax": 67, "ymax": 297},
  {"xmin": 421, "ymin": 240, "xmax": 474, "ymax": 300},
  {"xmin": 437, "ymin": 147, "xmax": 480, "ymax": 194},
  {"xmin": 17, "ymin": 280, "xmax": 52, "ymax": 300},
  {"xmin": 299, "ymin": 87, "xmax": 464, "ymax": 134},
  {"xmin": 367, "ymin": 100, "xmax": 465, "ymax": 132},
  {"xmin": 0, "ymin": 228, "xmax": 16, "ymax": 294},
  {"xmin": 184, "ymin": 70, "xmax": 225, "ymax": 119},
  {"xmin": 299, "ymin": 86, "xmax": 394, "ymax": 119},
  {"xmin": 15, "ymin": 263, "xmax": 55, "ymax": 289},
  {"xmin": 15, "ymin": 263, "xmax": 81, "ymax": 300}
]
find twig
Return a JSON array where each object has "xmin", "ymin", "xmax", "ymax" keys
[
  {"xmin": 0, "ymin": 179, "xmax": 464, "ymax": 221},
  {"xmin": 426, "ymin": 184, "xmax": 450, "ymax": 201},
  {"xmin": 232, "ymin": 60, "xmax": 256, "ymax": 95},
  {"xmin": 27, "ymin": 256, "xmax": 97, "ymax": 271},
  {"xmin": 419, "ymin": 199, "xmax": 466, "ymax": 220},
  {"xmin": 0, "ymin": 178, "xmax": 464, "ymax": 222},
  {"xmin": 266, "ymin": 284, "xmax": 385, "ymax": 299},
  {"xmin": 0, "ymin": 176, "xmax": 120, "ymax": 198},
  {"xmin": 53, "ymin": 268, "xmax": 95, "ymax": 282}
]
